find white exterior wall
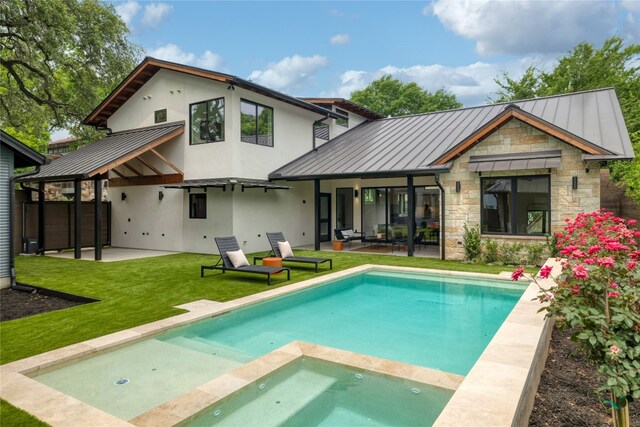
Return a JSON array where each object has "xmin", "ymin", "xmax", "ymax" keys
[{"xmin": 105, "ymin": 70, "xmax": 331, "ymax": 253}]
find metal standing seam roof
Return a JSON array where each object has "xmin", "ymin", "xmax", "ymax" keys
[
  {"xmin": 270, "ymin": 88, "xmax": 633, "ymax": 180},
  {"xmin": 19, "ymin": 121, "xmax": 185, "ymax": 182},
  {"xmin": 1, "ymin": 130, "xmax": 49, "ymax": 168},
  {"xmin": 467, "ymin": 150, "xmax": 562, "ymax": 172}
]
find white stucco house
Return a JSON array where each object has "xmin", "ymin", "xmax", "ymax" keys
[{"xmin": 21, "ymin": 57, "xmax": 634, "ymax": 260}]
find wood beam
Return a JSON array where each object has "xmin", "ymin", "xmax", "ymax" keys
[
  {"xmin": 110, "ymin": 168, "xmax": 127, "ymax": 179},
  {"xmin": 109, "ymin": 173, "xmax": 183, "ymax": 187},
  {"xmin": 90, "ymin": 126, "xmax": 184, "ymax": 176},
  {"xmin": 136, "ymin": 156, "xmax": 163, "ymax": 176},
  {"xmin": 150, "ymin": 148, "xmax": 183, "ymax": 174},
  {"xmin": 123, "ymin": 162, "xmax": 143, "ymax": 177}
]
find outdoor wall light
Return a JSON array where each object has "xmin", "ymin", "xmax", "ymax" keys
[
  {"xmin": 158, "ymin": 191, "xmax": 164, "ymax": 200},
  {"xmin": 354, "ymin": 190, "xmax": 359, "ymax": 198},
  {"xmin": 455, "ymin": 181, "xmax": 461, "ymax": 193},
  {"xmin": 121, "ymin": 192, "xmax": 127, "ymax": 201},
  {"xmin": 572, "ymin": 176, "xmax": 578, "ymax": 190}
]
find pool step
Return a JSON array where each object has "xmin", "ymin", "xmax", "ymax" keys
[
  {"xmin": 212, "ymin": 368, "xmax": 337, "ymax": 426},
  {"xmin": 162, "ymin": 336, "xmax": 255, "ymax": 364}
]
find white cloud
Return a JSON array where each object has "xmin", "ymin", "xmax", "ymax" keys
[
  {"xmin": 431, "ymin": 0, "xmax": 618, "ymax": 56},
  {"xmin": 324, "ymin": 57, "xmax": 555, "ymax": 107},
  {"xmin": 248, "ymin": 55, "xmax": 328, "ymax": 91},
  {"xmin": 142, "ymin": 3, "xmax": 172, "ymax": 28},
  {"xmin": 115, "ymin": 0, "xmax": 140, "ymax": 27},
  {"xmin": 329, "ymin": 34, "xmax": 351, "ymax": 45},
  {"xmin": 147, "ymin": 44, "xmax": 224, "ymax": 70}
]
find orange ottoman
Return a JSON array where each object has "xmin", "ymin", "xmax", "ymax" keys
[{"xmin": 262, "ymin": 257, "xmax": 283, "ymax": 273}]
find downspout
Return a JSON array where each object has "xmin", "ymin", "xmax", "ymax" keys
[
  {"xmin": 10, "ymin": 168, "xmax": 42, "ymax": 292},
  {"xmin": 434, "ymin": 173, "xmax": 445, "ymax": 261},
  {"xmin": 312, "ymin": 115, "xmax": 330, "ymax": 151}
]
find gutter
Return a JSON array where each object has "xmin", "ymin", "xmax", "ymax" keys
[
  {"xmin": 9, "ymin": 167, "xmax": 43, "ymax": 292},
  {"xmin": 434, "ymin": 173, "xmax": 445, "ymax": 261}
]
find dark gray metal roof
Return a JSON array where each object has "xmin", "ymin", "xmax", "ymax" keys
[
  {"xmin": 164, "ymin": 178, "xmax": 290, "ymax": 190},
  {"xmin": 271, "ymin": 88, "xmax": 633, "ymax": 180},
  {"xmin": 468, "ymin": 150, "xmax": 562, "ymax": 172},
  {"xmin": 0, "ymin": 130, "xmax": 49, "ymax": 168},
  {"xmin": 19, "ymin": 122, "xmax": 184, "ymax": 182}
]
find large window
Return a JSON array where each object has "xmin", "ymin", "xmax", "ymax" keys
[
  {"xmin": 190, "ymin": 98, "xmax": 225, "ymax": 144},
  {"xmin": 241, "ymin": 99, "xmax": 273, "ymax": 147},
  {"xmin": 336, "ymin": 188, "xmax": 353, "ymax": 229},
  {"xmin": 481, "ymin": 176, "xmax": 550, "ymax": 235},
  {"xmin": 189, "ymin": 193, "xmax": 207, "ymax": 219}
]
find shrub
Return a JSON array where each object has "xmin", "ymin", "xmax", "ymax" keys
[
  {"xmin": 514, "ymin": 211, "xmax": 640, "ymax": 426},
  {"xmin": 482, "ymin": 239, "xmax": 499, "ymax": 264},
  {"xmin": 525, "ymin": 242, "xmax": 547, "ymax": 266},
  {"xmin": 462, "ymin": 223, "xmax": 481, "ymax": 261},
  {"xmin": 498, "ymin": 241, "xmax": 525, "ymax": 265}
]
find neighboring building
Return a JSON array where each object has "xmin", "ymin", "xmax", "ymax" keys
[
  {"xmin": 1, "ymin": 130, "xmax": 48, "ymax": 288},
  {"xmin": 47, "ymin": 136, "xmax": 78, "ymax": 156},
  {"xmin": 20, "ymin": 57, "xmax": 634, "ymax": 260}
]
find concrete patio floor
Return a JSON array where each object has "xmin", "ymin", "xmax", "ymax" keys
[{"xmin": 43, "ymin": 247, "xmax": 179, "ymax": 262}]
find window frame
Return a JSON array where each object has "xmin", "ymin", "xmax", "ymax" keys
[
  {"xmin": 335, "ymin": 108, "xmax": 349, "ymax": 128},
  {"xmin": 189, "ymin": 193, "xmax": 207, "ymax": 219},
  {"xmin": 240, "ymin": 98, "xmax": 274, "ymax": 147},
  {"xmin": 480, "ymin": 174, "xmax": 551, "ymax": 236},
  {"xmin": 189, "ymin": 97, "xmax": 225, "ymax": 145}
]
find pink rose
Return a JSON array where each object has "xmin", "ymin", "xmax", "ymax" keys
[
  {"xmin": 538, "ymin": 265, "xmax": 553, "ymax": 279},
  {"xmin": 571, "ymin": 285, "xmax": 580, "ymax": 295},
  {"xmin": 572, "ymin": 264, "xmax": 589, "ymax": 279},
  {"xmin": 608, "ymin": 291, "xmax": 620, "ymax": 298},
  {"xmin": 597, "ymin": 257, "xmax": 615, "ymax": 268},
  {"xmin": 610, "ymin": 345, "xmax": 620, "ymax": 355},
  {"xmin": 511, "ymin": 267, "xmax": 525, "ymax": 281},
  {"xmin": 627, "ymin": 261, "xmax": 636, "ymax": 270}
]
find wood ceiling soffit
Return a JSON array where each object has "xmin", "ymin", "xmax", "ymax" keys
[
  {"xmin": 109, "ymin": 173, "xmax": 183, "ymax": 188},
  {"xmin": 110, "ymin": 168, "xmax": 126, "ymax": 179},
  {"xmin": 89, "ymin": 126, "xmax": 184, "ymax": 176},
  {"xmin": 434, "ymin": 108, "xmax": 605, "ymax": 165}
]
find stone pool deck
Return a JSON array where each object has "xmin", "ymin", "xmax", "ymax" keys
[{"xmin": 0, "ymin": 263, "xmax": 559, "ymax": 426}]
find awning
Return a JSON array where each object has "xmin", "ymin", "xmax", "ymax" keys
[
  {"xmin": 164, "ymin": 178, "xmax": 290, "ymax": 191},
  {"xmin": 18, "ymin": 121, "xmax": 184, "ymax": 182},
  {"xmin": 467, "ymin": 150, "xmax": 562, "ymax": 173}
]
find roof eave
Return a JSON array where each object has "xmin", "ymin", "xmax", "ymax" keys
[{"xmin": 269, "ymin": 166, "xmax": 452, "ymax": 181}]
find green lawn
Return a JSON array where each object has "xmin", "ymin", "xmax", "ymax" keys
[{"xmin": 0, "ymin": 250, "xmax": 514, "ymax": 425}]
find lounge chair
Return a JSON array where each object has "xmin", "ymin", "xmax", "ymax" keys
[
  {"xmin": 254, "ymin": 232, "xmax": 333, "ymax": 273},
  {"xmin": 334, "ymin": 228, "xmax": 364, "ymax": 248},
  {"xmin": 201, "ymin": 236, "xmax": 290, "ymax": 285}
]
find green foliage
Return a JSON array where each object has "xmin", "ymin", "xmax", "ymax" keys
[
  {"xmin": 497, "ymin": 241, "xmax": 525, "ymax": 265},
  {"xmin": 0, "ymin": 399, "xmax": 47, "ymax": 427},
  {"xmin": 533, "ymin": 211, "xmax": 640, "ymax": 424},
  {"xmin": 463, "ymin": 223, "xmax": 481, "ymax": 261},
  {"xmin": 350, "ymin": 75, "xmax": 462, "ymax": 117},
  {"xmin": 524, "ymin": 242, "xmax": 547, "ymax": 266},
  {"xmin": 548, "ymin": 234, "xmax": 560, "ymax": 258},
  {"xmin": 482, "ymin": 239, "xmax": 499, "ymax": 264},
  {"xmin": 491, "ymin": 37, "xmax": 640, "ymax": 203},
  {"xmin": 0, "ymin": 0, "xmax": 141, "ymax": 150}
]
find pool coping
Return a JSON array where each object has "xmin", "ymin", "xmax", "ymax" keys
[{"xmin": 0, "ymin": 262, "xmax": 559, "ymax": 426}]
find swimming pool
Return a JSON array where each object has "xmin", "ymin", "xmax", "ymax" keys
[{"xmin": 32, "ymin": 269, "xmax": 525, "ymax": 421}]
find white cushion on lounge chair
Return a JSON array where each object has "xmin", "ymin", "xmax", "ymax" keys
[
  {"xmin": 278, "ymin": 241, "xmax": 294, "ymax": 259},
  {"xmin": 341, "ymin": 229, "xmax": 354, "ymax": 238},
  {"xmin": 227, "ymin": 249, "xmax": 249, "ymax": 268}
]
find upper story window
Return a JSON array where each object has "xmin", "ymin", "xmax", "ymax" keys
[
  {"xmin": 190, "ymin": 98, "xmax": 225, "ymax": 145},
  {"xmin": 335, "ymin": 108, "xmax": 349, "ymax": 127},
  {"xmin": 241, "ymin": 99, "xmax": 273, "ymax": 147},
  {"xmin": 155, "ymin": 108, "xmax": 167, "ymax": 124},
  {"xmin": 481, "ymin": 175, "xmax": 550, "ymax": 236}
]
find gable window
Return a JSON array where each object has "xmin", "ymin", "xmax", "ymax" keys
[
  {"xmin": 241, "ymin": 99, "xmax": 273, "ymax": 147},
  {"xmin": 335, "ymin": 108, "xmax": 348, "ymax": 127},
  {"xmin": 481, "ymin": 175, "xmax": 550, "ymax": 235},
  {"xmin": 189, "ymin": 193, "xmax": 207, "ymax": 219},
  {"xmin": 190, "ymin": 98, "xmax": 225, "ymax": 144}
]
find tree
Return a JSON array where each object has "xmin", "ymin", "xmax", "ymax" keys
[
  {"xmin": 0, "ymin": 0, "xmax": 141, "ymax": 150},
  {"xmin": 350, "ymin": 75, "xmax": 462, "ymax": 117},
  {"xmin": 491, "ymin": 37, "xmax": 640, "ymax": 202}
]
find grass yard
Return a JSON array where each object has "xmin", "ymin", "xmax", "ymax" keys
[{"xmin": 0, "ymin": 249, "xmax": 517, "ymax": 425}]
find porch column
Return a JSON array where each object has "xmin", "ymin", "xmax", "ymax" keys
[
  {"xmin": 94, "ymin": 177, "xmax": 102, "ymax": 261},
  {"xmin": 37, "ymin": 181, "xmax": 45, "ymax": 255},
  {"xmin": 74, "ymin": 178, "xmax": 82, "ymax": 259},
  {"xmin": 407, "ymin": 175, "xmax": 415, "ymax": 257},
  {"xmin": 314, "ymin": 179, "xmax": 320, "ymax": 250}
]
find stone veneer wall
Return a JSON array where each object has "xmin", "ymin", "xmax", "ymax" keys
[{"xmin": 440, "ymin": 118, "xmax": 601, "ymax": 260}]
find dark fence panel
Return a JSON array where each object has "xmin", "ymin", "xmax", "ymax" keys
[{"xmin": 17, "ymin": 197, "xmax": 111, "ymax": 253}]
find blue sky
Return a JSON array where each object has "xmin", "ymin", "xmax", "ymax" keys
[{"xmin": 112, "ymin": 0, "xmax": 639, "ymax": 107}]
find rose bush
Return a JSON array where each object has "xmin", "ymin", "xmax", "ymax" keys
[{"xmin": 514, "ymin": 211, "xmax": 640, "ymax": 426}]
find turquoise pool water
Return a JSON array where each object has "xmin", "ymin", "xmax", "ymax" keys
[
  {"xmin": 161, "ymin": 270, "xmax": 524, "ymax": 375},
  {"xmin": 187, "ymin": 357, "xmax": 453, "ymax": 427},
  {"xmin": 34, "ymin": 269, "xmax": 525, "ymax": 420}
]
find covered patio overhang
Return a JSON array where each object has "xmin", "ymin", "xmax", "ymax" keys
[
  {"xmin": 17, "ymin": 122, "xmax": 185, "ymax": 260},
  {"xmin": 270, "ymin": 164, "xmax": 452, "ymax": 259},
  {"xmin": 164, "ymin": 177, "xmax": 291, "ymax": 192}
]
